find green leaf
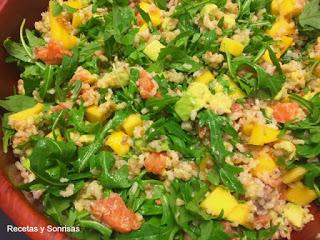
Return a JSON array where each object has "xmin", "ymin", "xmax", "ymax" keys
[
  {"xmin": 3, "ymin": 39, "xmax": 32, "ymax": 63},
  {"xmin": 52, "ymin": 1, "xmax": 63, "ymax": 16},
  {"xmin": 39, "ymin": 65, "xmax": 55, "ymax": 99},
  {"xmin": 29, "ymin": 138, "xmax": 77, "ymax": 186},
  {"xmin": 299, "ymin": 0, "xmax": 320, "ymax": 30},
  {"xmin": 99, "ymin": 151, "xmax": 132, "ymax": 189},
  {"xmin": 20, "ymin": 65, "xmax": 43, "ymax": 96},
  {"xmin": 0, "ymin": 95, "xmax": 36, "ymax": 112},
  {"xmin": 25, "ymin": 29, "xmax": 45, "ymax": 48},
  {"xmin": 79, "ymin": 220, "xmax": 112, "ymax": 238},
  {"xmin": 76, "ymin": 110, "xmax": 130, "ymax": 171}
]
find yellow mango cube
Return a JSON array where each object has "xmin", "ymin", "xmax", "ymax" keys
[
  {"xmin": 49, "ymin": 1, "xmax": 79, "ymax": 49},
  {"xmin": 226, "ymin": 203, "xmax": 251, "ymax": 227},
  {"xmin": 200, "ymin": 186, "xmax": 238, "ymax": 217},
  {"xmin": 195, "ymin": 70, "xmax": 215, "ymax": 85},
  {"xmin": 280, "ymin": 0, "xmax": 303, "ymax": 17},
  {"xmin": 105, "ymin": 131, "xmax": 131, "ymax": 156},
  {"xmin": 282, "ymin": 167, "xmax": 307, "ymax": 184},
  {"xmin": 65, "ymin": 0, "xmax": 86, "ymax": 9},
  {"xmin": 46, "ymin": 129, "xmax": 63, "ymax": 141},
  {"xmin": 267, "ymin": 18, "xmax": 295, "ymax": 38},
  {"xmin": 143, "ymin": 40, "xmax": 165, "ymax": 61},
  {"xmin": 220, "ymin": 38, "xmax": 245, "ymax": 57},
  {"xmin": 283, "ymin": 203, "xmax": 305, "ymax": 228},
  {"xmin": 242, "ymin": 123, "xmax": 254, "ymax": 136},
  {"xmin": 72, "ymin": 12, "xmax": 83, "ymax": 28},
  {"xmin": 85, "ymin": 106, "xmax": 107, "ymax": 123},
  {"xmin": 139, "ymin": 2, "xmax": 162, "ymax": 27},
  {"xmin": 9, "ymin": 103, "xmax": 44, "ymax": 122},
  {"xmin": 252, "ymin": 152, "xmax": 277, "ymax": 176},
  {"xmin": 122, "ymin": 114, "xmax": 143, "ymax": 136},
  {"xmin": 271, "ymin": 0, "xmax": 282, "ymax": 15},
  {"xmin": 248, "ymin": 124, "xmax": 279, "ymax": 145},
  {"xmin": 286, "ymin": 182, "xmax": 317, "ymax": 206}
]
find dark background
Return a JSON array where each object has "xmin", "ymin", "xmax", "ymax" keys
[{"xmin": 0, "ymin": 210, "xmax": 29, "ymax": 240}]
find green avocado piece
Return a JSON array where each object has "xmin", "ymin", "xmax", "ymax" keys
[{"xmin": 175, "ymin": 82, "xmax": 212, "ymax": 121}]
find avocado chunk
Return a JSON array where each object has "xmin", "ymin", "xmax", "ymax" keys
[
  {"xmin": 174, "ymin": 82, "xmax": 211, "ymax": 121},
  {"xmin": 97, "ymin": 66, "xmax": 129, "ymax": 89},
  {"xmin": 283, "ymin": 203, "xmax": 305, "ymax": 228}
]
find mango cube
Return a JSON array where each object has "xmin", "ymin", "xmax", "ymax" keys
[
  {"xmin": 9, "ymin": 103, "xmax": 44, "ymax": 122},
  {"xmin": 263, "ymin": 36, "xmax": 293, "ymax": 63},
  {"xmin": 46, "ymin": 129, "xmax": 63, "ymax": 141},
  {"xmin": 49, "ymin": 1, "xmax": 79, "ymax": 49},
  {"xmin": 139, "ymin": 2, "xmax": 162, "ymax": 27},
  {"xmin": 143, "ymin": 40, "xmax": 165, "ymax": 61},
  {"xmin": 271, "ymin": 0, "xmax": 282, "ymax": 15},
  {"xmin": 226, "ymin": 203, "xmax": 251, "ymax": 227},
  {"xmin": 195, "ymin": 70, "xmax": 215, "ymax": 85},
  {"xmin": 252, "ymin": 152, "xmax": 277, "ymax": 176},
  {"xmin": 65, "ymin": 0, "xmax": 86, "ymax": 9},
  {"xmin": 105, "ymin": 131, "xmax": 131, "ymax": 156},
  {"xmin": 248, "ymin": 124, "xmax": 279, "ymax": 146},
  {"xmin": 85, "ymin": 106, "xmax": 106, "ymax": 123},
  {"xmin": 267, "ymin": 18, "xmax": 295, "ymax": 38},
  {"xmin": 200, "ymin": 186, "xmax": 238, "ymax": 217},
  {"xmin": 286, "ymin": 182, "xmax": 317, "ymax": 206},
  {"xmin": 220, "ymin": 37, "xmax": 245, "ymax": 57},
  {"xmin": 279, "ymin": 0, "xmax": 303, "ymax": 17},
  {"xmin": 283, "ymin": 203, "xmax": 305, "ymax": 228},
  {"xmin": 72, "ymin": 12, "xmax": 83, "ymax": 28},
  {"xmin": 242, "ymin": 123, "xmax": 254, "ymax": 136},
  {"xmin": 282, "ymin": 167, "xmax": 307, "ymax": 184},
  {"xmin": 122, "ymin": 114, "xmax": 143, "ymax": 136}
]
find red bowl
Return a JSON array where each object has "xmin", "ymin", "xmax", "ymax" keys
[{"xmin": 0, "ymin": 1, "xmax": 319, "ymax": 240}]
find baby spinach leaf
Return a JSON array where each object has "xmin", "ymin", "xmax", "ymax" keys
[{"xmin": 79, "ymin": 220, "xmax": 112, "ymax": 239}]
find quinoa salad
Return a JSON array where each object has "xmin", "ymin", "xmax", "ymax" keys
[{"xmin": 1, "ymin": 0, "xmax": 320, "ymax": 239}]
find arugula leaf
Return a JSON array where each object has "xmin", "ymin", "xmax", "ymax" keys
[
  {"xmin": 52, "ymin": 1, "xmax": 63, "ymax": 16},
  {"xmin": 76, "ymin": 110, "xmax": 130, "ymax": 171},
  {"xmin": 199, "ymin": 221, "xmax": 231, "ymax": 240},
  {"xmin": 299, "ymin": 0, "xmax": 320, "ymax": 32},
  {"xmin": 242, "ymin": 226, "xmax": 278, "ymax": 240},
  {"xmin": 79, "ymin": 220, "xmax": 112, "ymax": 238},
  {"xmin": 99, "ymin": 151, "xmax": 131, "ymax": 188},
  {"xmin": 44, "ymin": 194, "xmax": 71, "ymax": 223},
  {"xmin": 1, "ymin": 114, "xmax": 14, "ymax": 153},
  {"xmin": 285, "ymin": 94, "xmax": 320, "ymax": 159},
  {"xmin": 29, "ymin": 138, "xmax": 77, "ymax": 186},
  {"xmin": 0, "ymin": 95, "xmax": 36, "ymax": 112},
  {"xmin": 116, "ymin": 218, "xmax": 179, "ymax": 240},
  {"xmin": 3, "ymin": 39, "xmax": 32, "ymax": 63},
  {"xmin": 25, "ymin": 29, "xmax": 45, "ymax": 48},
  {"xmin": 198, "ymin": 111, "xmax": 244, "ymax": 194},
  {"xmin": 230, "ymin": 57, "xmax": 285, "ymax": 99},
  {"xmin": 156, "ymin": 46, "xmax": 202, "ymax": 73},
  {"xmin": 20, "ymin": 65, "xmax": 43, "ymax": 95},
  {"xmin": 39, "ymin": 65, "xmax": 55, "ymax": 99}
]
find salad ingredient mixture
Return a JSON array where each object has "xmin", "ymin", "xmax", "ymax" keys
[{"xmin": 1, "ymin": 0, "xmax": 320, "ymax": 239}]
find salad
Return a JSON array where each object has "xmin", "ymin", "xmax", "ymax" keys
[{"xmin": 1, "ymin": 0, "xmax": 320, "ymax": 239}]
